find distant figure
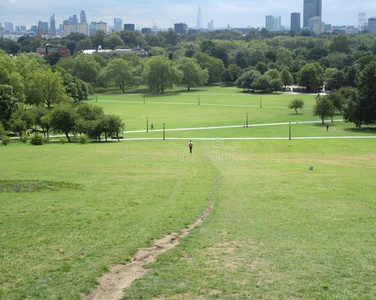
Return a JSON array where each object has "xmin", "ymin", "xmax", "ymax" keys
[
  {"xmin": 326, "ymin": 124, "xmax": 329, "ymax": 131},
  {"xmin": 150, "ymin": 123, "xmax": 154, "ymax": 131},
  {"xmin": 188, "ymin": 140, "xmax": 193, "ymax": 153}
]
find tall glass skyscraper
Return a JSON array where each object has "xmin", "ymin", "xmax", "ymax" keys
[
  {"xmin": 303, "ymin": 0, "xmax": 322, "ymax": 28},
  {"xmin": 80, "ymin": 10, "xmax": 87, "ymax": 23}
]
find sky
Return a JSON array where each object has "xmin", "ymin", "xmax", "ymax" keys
[{"xmin": 1, "ymin": 0, "xmax": 376, "ymax": 30}]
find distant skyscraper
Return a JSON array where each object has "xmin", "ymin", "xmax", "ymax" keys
[
  {"xmin": 89, "ymin": 22, "xmax": 97, "ymax": 36},
  {"xmin": 368, "ymin": 17, "xmax": 376, "ymax": 34},
  {"xmin": 38, "ymin": 21, "xmax": 49, "ymax": 34},
  {"xmin": 114, "ymin": 18, "xmax": 122, "ymax": 32},
  {"xmin": 50, "ymin": 14, "xmax": 56, "ymax": 34},
  {"xmin": 265, "ymin": 15, "xmax": 281, "ymax": 31},
  {"xmin": 78, "ymin": 23, "xmax": 89, "ymax": 36},
  {"xmin": 141, "ymin": 28, "xmax": 152, "ymax": 34},
  {"xmin": 64, "ymin": 23, "xmax": 75, "ymax": 36},
  {"xmin": 291, "ymin": 12, "xmax": 301, "ymax": 32},
  {"xmin": 303, "ymin": 0, "xmax": 322, "ymax": 28},
  {"xmin": 0, "ymin": 22, "xmax": 2, "ymax": 29},
  {"xmin": 80, "ymin": 10, "xmax": 87, "ymax": 23},
  {"xmin": 208, "ymin": 20, "xmax": 214, "ymax": 31},
  {"xmin": 308, "ymin": 16, "xmax": 321, "ymax": 31},
  {"xmin": 96, "ymin": 21, "xmax": 107, "ymax": 33},
  {"xmin": 4, "ymin": 21, "xmax": 14, "ymax": 31},
  {"xmin": 197, "ymin": 5, "xmax": 203, "ymax": 29},
  {"xmin": 358, "ymin": 12, "xmax": 366, "ymax": 30},
  {"xmin": 174, "ymin": 23, "xmax": 188, "ymax": 35},
  {"xmin": 124, "ymin": 24, "xmax": 135, "ymax": 31}
]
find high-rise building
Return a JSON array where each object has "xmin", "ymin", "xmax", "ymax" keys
[
  {"xmin": 50, "ymin": 14, "xmax": 56, "ymax": 34},
  {"xmin": 89, "ymin": 22, "xmax": 97, "ymax": 36},
  {"xmin": 358, "ymin": 12, "xmax": 366, "ymax": 30},
  {"xmin": 303, "ymin": 0, "xmax": 322, "ymax": 28},
  {"xmin": 20, "ymin": 25, "xmax": 26, "ymax": 31},
  {"xmin": 78, "ymin": 23, "xmax": 89, "ymax": 35},
  {"xmin": 38, "ymin": 21, "xmax": 49, "ymax": 34},
  {"xmin": 208, "ymin": 20, "xmax": 214, "ymax": 31},
  {"xmin": 174, "ymin": 23, "xmax": 188, "ymax": 35},
  {"xmin": 291, "ymin": 12, "xmax": 301, "ymax": 32},
  {"xmin": 96, "ymin": 21, "xmax": 107, "ymax": 33},
  {"xmin": 197, "ymin": 5, "xmax": 203, "ymax": 29},
  {"xmin": 124, "ymin": 24, "xmax": 135, "ymax": 31},
  {"xmin": 114, "ymin": 18, "xmax": 122, "ymax": 32},
  {"xmin": 368, "ymin": 17, "xmax": 376, "ymax": 34},
  {"xmin": 308, "ymin": 16, "xmax": 321, "ymax": 31},
  {"xmin": 141, "ymin": 28, "xmax": 152, "ymax": 34},
  {"xmin": 80, "ymin": 10, "xmax": 87, "ymax": 23},
  {"xmin": 265, "ymin": 15, "xmax": 281, "ymax": 31},
  {"xmin": 0, "ymin": 23, "xmax": 2, "ymax": 29},
  {"xmin": 4, "ymin": 21, "xmax": 14, "ymax": 31},
  {"xmin": 64, "ymin": 23, "xmax": 75, "ymax": 36}
]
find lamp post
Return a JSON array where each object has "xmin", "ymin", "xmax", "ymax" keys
[
  {"xmin": 147, "ymin": 117, "xmax": 149, "ymax": 132},
  {"xmin": 163, "ymin": 123, "xmax": 166, "ymax": 140},
  {"xmin": 289, "ymin": 122, "xmax": 292, "ymax": 140},
  {"xmin": 246, "ymin": 113, "xmax": 249, "ymax": 128}
]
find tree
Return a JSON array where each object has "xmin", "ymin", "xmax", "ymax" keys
[
  {"xmin": 237, "ymin": 70, "xmax": 261, "ymax": 92},
  {"xmin": 343, "ymin": 61, "xmax": 376, "ymax": 127},
  {"xmin": 298, "ymin": 63, "xmax": 323, "ymax": 92},
  {"xmin": 325, "ymin": 91, "xmax": 345, "ymax": 114},
  {"xmin": 102, "ymin": 58, "xmax": 135, "ymax": 93},
  {"xmin": 313, "ymin": 97, "xmax": 335, "ymax": 124},
  {"xmin": 176, "ymin": 57, "xmax": 208, "ymax": 90},
  {"xmin": 142, "ymin": 56, "xmax": 182, "ymax": 93},
  {"xmin": 25, "ymin": 69, "xmax": 70, "ymax": 108},
  {"xmin": 251, "ymin": 75, "xmax": 272, "ymax": 92},
  {"xmin": 288, "ymin": 98, "xmax": 305, "ymax": 114},
  {"xmin": 50, "ymin": 105, "xmax": 78, "ymax": 142},
  {"xmin": 280, "ymin": 68, "xmax": 293, "ymax": 89},
  {"xmin": 9, "ymin": 107, "xmax": 35, "ymax": 137},
  {"xmin": 99, "ymin": 115, "xmax": 125, "ymax": 141},
  {"xmin": 0, "ymin": 85, "xmax": 19, "ymax": 129},
  {"xmin": 103, "ymin": 33, "xmax": 124, "ymax": 49},
  {"xmin": 329, "ymin": 34, "xmax": 352, "ymax": 54},
  {"xmin": 75, "ymin": 38, "xmax": 93, "ymax": 52},
  {"xmin": 227, "ymin": 64, "xmax": 242, "ymax": 82},
  {"xmin": 193, "ymin": 51, "xmax": 225, "ymax": 83}
]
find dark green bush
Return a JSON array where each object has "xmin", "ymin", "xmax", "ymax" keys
[{"xmin": 30, "ymin": 135, "xmax": 44, "ymax": 145}]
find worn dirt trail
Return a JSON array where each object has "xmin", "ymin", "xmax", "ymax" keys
[{"xmin": 83, "ymin": 201, "xmax": 214, "ymax": 300}]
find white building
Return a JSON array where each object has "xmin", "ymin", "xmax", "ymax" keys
[{"xmin": 78, "ymin": 22, "xmax": 89, "ymax": 36}]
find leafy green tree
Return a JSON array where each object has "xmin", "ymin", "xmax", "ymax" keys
[
  {"xmin": 91, "ymin": 30, "xmax": 107, "ymax": 48},
  {"xmin": 176, "ymin": 57, "xmax": 208, "ymax": 90},
  {"xmin": 265, "ymin": 69, "xmax": 280, "ymax": 80},
  {"xmin": 9, "ymin": 107, "xmax": 35, "ymax": 137},
  {"xmin": 325, "ymin": 91, "xmax": 345, "ymax": 114},
  {"xmin": 288, "ymin": 98, "xmax": 305, "ymax": 114},
  {"xmin": 193, "ymin": 51, "xmax": 225, "ymax": 83},
  {"xmin": 102, "ymin": 58, "xmax": 135, "ymax": 93},
  {"xmin": 119, "ymin": 30, "xmax": 146, "ymax": 48},
  {"xmin": 276, "ymin": 48, "xmax": 293, "ymax": 70},
  {"xmin": 298, "ymin": 63, "xmax": 323, "ymax": 92},
  {"xmin": 329, "ymin": 34, "xmax": 352, "ymax": 54},
  {"xmin": 142, "ymin": 56, "xmax": 182, "ymax": 93},
  {"xmin": 25, "ymin": 69, "xmax": 70, "ymax": 108},
  {"xmin": 313, "ymin": 97, "xmax": 335, "ymax": 124},
  {"xmin": 251, "ymin": 75, "xmax": 272, "ymax": 92},
  {"xmin": 227, "ymin": 64, "xmax": 242, "ymax": 82},
  {"xmin": 103, "ymin": 33, "xmax": 124, "ymax": 49},
  {"xmin": 99, "ymin": 115, "xmax": 125, "ymax": 141},
  {"xmin": 270, "ymin": 78, "xmax": 283, "ymax": 93},
  {"xmin": 50, "ymin": 105, "xmax": 78, "ymax": 142},
  {"xmin": 75, "ymin": 38, "xmax": 94, "ymax": 52},
  {"xmin": 237, "ymin": 70, "xmax": 261, "ymax": 92},
  {"xmin": 71, "ymin": 54, "xmax": 101, "ymax": 83},
  {"xmin": 280, "ymin": 68, "xmax": 293, "ymax": 89},
  {"xmin": 343, "ymin": 61, "xmax": 376, "ymax": 127},
  {"xmin": 0, "ymin": 85, "xmax": 19, "ymax": 129}
]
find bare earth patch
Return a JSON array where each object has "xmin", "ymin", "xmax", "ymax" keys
[{"xmin": 83, "ymin": 201, "xmax": 214, "ymax": 300}]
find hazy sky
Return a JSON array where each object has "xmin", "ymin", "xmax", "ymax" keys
[{"xmin": 1, "ymin": 0, "xmax": 376, "ymax": 29}]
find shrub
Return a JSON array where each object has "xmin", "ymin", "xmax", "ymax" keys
[
  {"xmin": 21, "ymin": 133, "xmax": 28, "ymax": 143},
  {"xmin": 59, "ymin": 137, "xmax": 68, "ymax": 144},
  {"xmin": 79, "ymin": 135, "xmax": 88, "ymax": 144},
  {"xmin": 30, "ymin": 135, "xmax": 44, "ymax": 145},
  {"xmin": 1, "ymin": 136, "xmax": 10, "ymax": 146}
]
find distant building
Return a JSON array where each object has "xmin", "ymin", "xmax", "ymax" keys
[
  {"xmin": 141, "ymin": 28, "xmax": 152, "ymax": 34},
  {"xmin": 291, "ymin": 12, "xmax": 300, "ymax": 32},
  {"xmin": 31, "ymin": 25, "xmax": 38, "ymax": 33},
  {"xmin": 63, "ymin": 23, "xmax": 75, "ymax": 36},
  {"xmin": 20, "ymin": 25, "xmax": 26, "ymax": 31},
  {"xmin": 208, "ymin": 20, "xmax": 214, "ymax": 31},
  {"xmin": 368, "ymin": 17, "xmax": 376, "ymax": 34},
  {"xmin": 82, "ymin": 48, "xmax": 148, "ymax": 58},
  {"xmin": 358, "ymin": 12, "xmax": 366, "ymax": 30},
  {"xmin": 124, "ymin": 24, "xmax": 135, "ymax": 31},
  {"xmin": 80, "ymin": 10, "xmax": 87, "ymax": 23},
  {"xmin": 96, "ymin": 21, "xmax": 107, "ymax": 33},
  {"xmin": 265, "ymin": 15, "xmax": 281, "ymax": 31},
  {"xmin": 114, "ymin": 18, "xmax": 122, "ymax": 32},
  {"xmin": 89, "ymin": 22, "xmax": 97, "ymax": 36},
  {"xmin": 308, "ymin": 16, "xmax": 321, "ymax": 31},
  {"xmin": 50, "ymin": 14, "xmax": 56, "ymax": 34},
  {"xmin": 38, "ymin": 21, "xmax": 49, "ymax": 35},
  {"xmin": 197, "ymin": 5, "xmax": 203, "ymax": 29},
  {"xmin": 324, "ymin": 24, "xmax": 332, "ymax": 33},
  {"xmin": 313, "ymin": 21, "xmax": 325, "ymax": 34},
  {"xmin": 4, "ymin": 22, "xmax": 14, "ymax": 32},
  {"xmin": 36, "ymin": 45, "xmax": 70, "ymax": 58},
  {"xmin": 174, "ymin": 23, "xmax": 188, "ymax": 34},
  {"xmin": 303, "ymin": 0, "xmax": 322, "ymax": 28},
  {"xmin": 78, "ymin": 22, "xmax": 89, "ymax": 36}
]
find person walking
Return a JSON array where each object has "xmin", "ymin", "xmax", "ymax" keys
[
  {"xmin": 150, "ymin": 123, "xmax": 154, "ymax": 131},
  {"xmin": 188, "ymin": 140, "xmax": 193, "ymax": 154}
]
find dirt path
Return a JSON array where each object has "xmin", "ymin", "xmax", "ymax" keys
[{"xmin": 83, "ymin": 200, "xmax": 215, "ymax": 300}]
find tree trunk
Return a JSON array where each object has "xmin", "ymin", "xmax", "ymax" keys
[
  {"xmin": 321, "ymin": 117, "xmax": 324, "ymax": 125},
  {"xmin": 65, "ymin": 132, "xmax": 71, "ymax": 142}
]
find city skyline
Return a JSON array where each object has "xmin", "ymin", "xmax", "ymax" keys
[{"xmin": 1, "ymin": 0, "xmax": 376, "ymax": 30}]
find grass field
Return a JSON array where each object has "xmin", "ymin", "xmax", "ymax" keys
[{"xmin": 1, "ymin": 86, "xmax": 375, "ymax": 299}]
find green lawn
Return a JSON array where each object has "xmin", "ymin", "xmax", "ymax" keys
[{"xmin": 1, "ymin": 86, "xmax": 375, "ymax": 299}]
